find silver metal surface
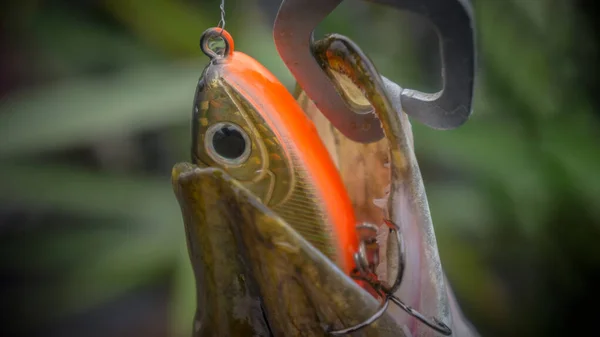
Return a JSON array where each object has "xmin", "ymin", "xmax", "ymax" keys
[{"xmin": 273, "ymin": 0, "xmax": 476, "ymax": 142}]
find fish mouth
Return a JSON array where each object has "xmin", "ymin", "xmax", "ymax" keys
[
  {"xmin": 171, "ymin": 163, "xmax": 406, "ymax": 336},
  {"xmin": 306, "ymin": 35, "xmax": 451, "ymax": 335},
  {"xmin": 177, "ymin": 34, "xmax": 454, "ymax": 337}
]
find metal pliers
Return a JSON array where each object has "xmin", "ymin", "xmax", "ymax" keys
[{"xmin": 273, "ymin": 0, "xmax": 476, "ymax": 143}]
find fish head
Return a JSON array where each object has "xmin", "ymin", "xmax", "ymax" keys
[{"xmin": 176, "ymin": 27, "xmax": 478, "ymax": 336}]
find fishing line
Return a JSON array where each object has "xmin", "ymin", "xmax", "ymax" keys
[
  {"xmin": 217, "ymin": 0, "xmax": 226, "ymax": 35},
  {"xmin": 199, "ymin": 0, "xmax": 231, "ymax": 59}
]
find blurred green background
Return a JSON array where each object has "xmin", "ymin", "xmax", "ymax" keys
[{"xmin": 0, "ymin": 0, "xmax": 598, "ymax": 336}]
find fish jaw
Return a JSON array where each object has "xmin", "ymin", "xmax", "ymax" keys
[
  {"xmin": 172, "ymin": 163, "xmax": 271, "ymax": 337},
  {"xmin": 383, "ymin": 110, "xmax": 450, "ymax": 336},
  {"xmin": 172, "ymin": 163, "xmax": 408, "ymax": 336},
  {"xmin": 297, "ymin": 90, "xmax": 451, "ymax": 335},
  {"xmin": 302, "ymin": 34, "xmax": 480, "ymax": 336},
  {"xmin": 380, "ymin": 73, "xmax": 479, "ymax": 337},
  {"xmin": 304, "ymin": 36, "xmax": 451, "ymax": 333}
]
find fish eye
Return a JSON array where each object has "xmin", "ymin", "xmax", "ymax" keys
[{"xmin": 204, "ymin": 122, "xmax": 251, "ymax": 166}]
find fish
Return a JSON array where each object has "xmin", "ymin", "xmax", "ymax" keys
[
  {"xmin": 172, "ymin": 163, "xmax": 404, "ymax": 336},
  {"xmin": 173, "ymin": 26, "xmax": 479, "ymax": 336},
  {"xmin": 294, "ymin": 33, "xmax": 480, "ymax": 336},
  {"xmin": 173, "ymin": 27, "xmax": 410, "ymax": 336},
  {"xmin": 190, "ymin": 28, "xmax": 357, "ymax": 274}
]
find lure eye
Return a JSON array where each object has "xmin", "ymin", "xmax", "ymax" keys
[{"xmin": 205, "ymin": 122, "xmax": 251, "ymax": 166}]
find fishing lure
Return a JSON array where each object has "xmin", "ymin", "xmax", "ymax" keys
[
  {"xmin": 169, "ymin": 22, "xmax": 485, "ymax": 337},
  {"xmin": 191, "ymin": 27, "xmax": 358, "ymax": 275}
]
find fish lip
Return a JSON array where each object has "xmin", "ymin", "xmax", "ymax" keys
[
  {"xmin": 172, "ymin": 164, "xmax": 274, "ymax": 336},
  {"xmin": 381, "ymin": 113, "xmax": 451, "ymax": 334},
  {"xmin": 307, "ymin": 34, "xmax": 451, "ymax": 333}
]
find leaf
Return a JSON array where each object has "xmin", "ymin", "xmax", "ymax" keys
[
  {"xmin": 103, "ymin": 0, "xmax": 213, "ymax": 58},
  {"xmin": 56, "ymin": 224, "xmax": 180, "ymax": 316},
  {"xmin": 0, "ymin": 163, "xmax": 179, "ymax": 224},
  {"xmin": 437, "ymin": 228, "xmax": 512, "ymax": 330},
  {"xmin": 476, "ymin": 0, "xmax": 563, "ymax": 120},
  {"xmin": 426, "ymin": 182, "xmax": 493, "ymax": 235},
  {"xmin": 1, "ymin": 220, "xmax": 180, "ymax": 320},
  {"xmin": 0, "ymin": 62, "xmax": 198, "ymax": 157},
  {"xmin": 539, "ymin": 116, "xmax": 600, "ymax": 218},
  {"xmin": 413, "ymin": 120, "xmax": 553, "ymax": 233},
  {"xmin": 29, "ymin": 5, "xmax": 161, "ymax": 78},
  {"xmin": 0, "ymin": 163, "xmax": 189, "ymax": 320},
  {"xmin": 0, "ymin": 225, "xmax": 131, "ymax": 273}
]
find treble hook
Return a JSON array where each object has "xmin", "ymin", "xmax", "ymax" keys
[{"xmin": 329, "ymin": 219, "xmax": 452, "ymax": 336}]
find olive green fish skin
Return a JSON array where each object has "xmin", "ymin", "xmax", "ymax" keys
[
  {"xmin": 172, "ymin": 163, "xmax": 271, "ymax": 337},
  {"xmin": 172, "ymin": 164, "xmax": 406, "ymax": 337}
]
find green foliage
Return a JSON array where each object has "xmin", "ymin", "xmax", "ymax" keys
[{"xmin": 0, "ymin": 0, "xmax": 597, "ymax": 336}]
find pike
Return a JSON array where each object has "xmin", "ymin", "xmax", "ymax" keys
[{"xmin": 171, "ymin": 0, "xmax": 479, "ymax": 334}]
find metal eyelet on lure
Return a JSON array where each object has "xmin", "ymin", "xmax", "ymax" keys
[{"xmin": 199, "ymin": 27, "xmax": 234, "ymax": 60}]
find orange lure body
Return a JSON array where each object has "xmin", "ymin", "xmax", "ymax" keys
[{"xmin": 192, "ymin": 28, "xmax": 358, "ymax": 275}]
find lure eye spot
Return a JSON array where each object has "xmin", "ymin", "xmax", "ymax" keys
[
  {"xmin": 205, "ymin": 122, "xmax": 251, "ymax": 166},
  {"xmin": 213, "ymin": 126, "xmax": 245, "ymax": 158}
]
